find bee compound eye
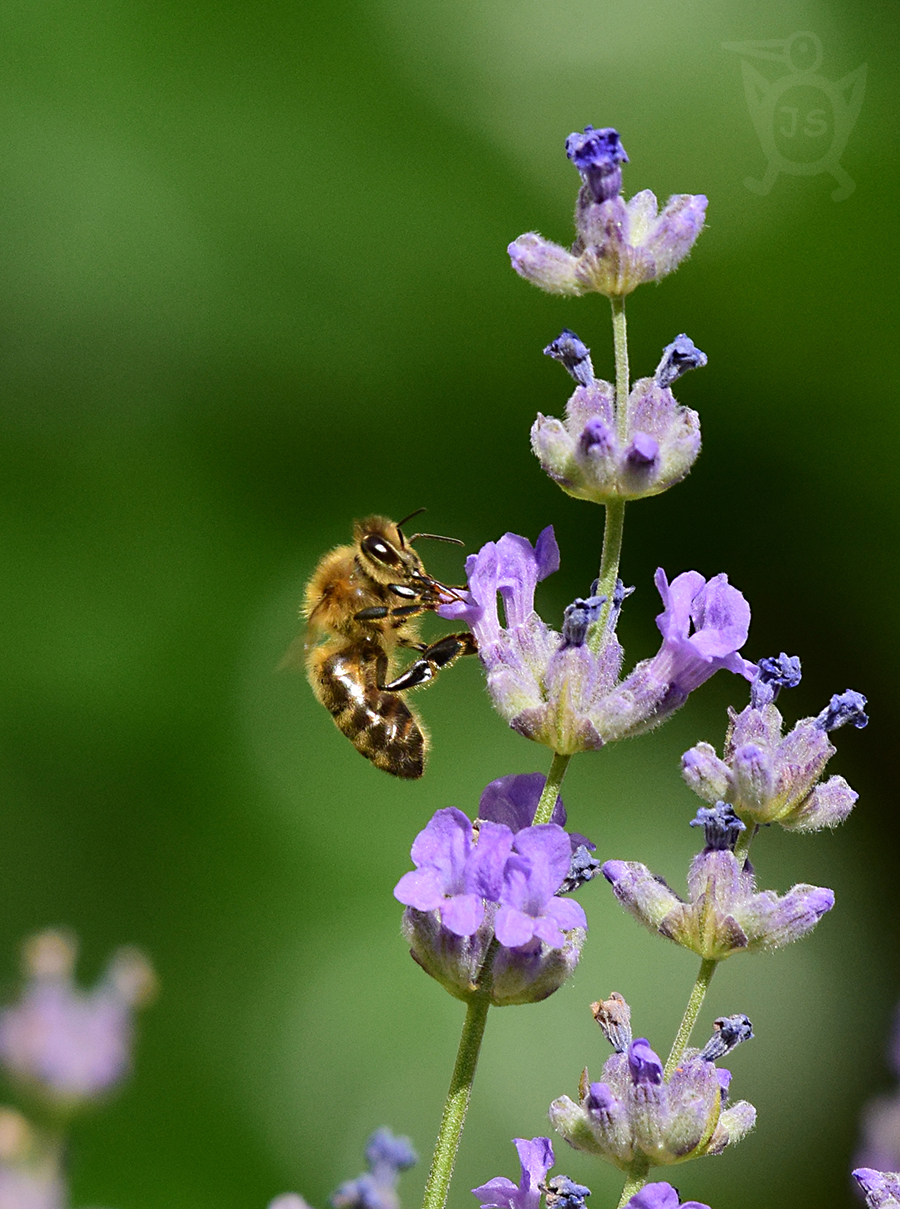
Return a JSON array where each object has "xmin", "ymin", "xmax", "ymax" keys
[{"xmin": 361, "ymin": 534, "xmax": 401, "ymax": 566}]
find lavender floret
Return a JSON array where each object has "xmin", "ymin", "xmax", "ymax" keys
[
  {"xmin": 815, "ymin": 689, "xmax": 869, "ymax": 731},
  {"xmin": 472, "ymin": 1137, "xmax": 555, "ymax": 1209},
  {"xmin": 699, "ymin": 1015, "xmax": 754, "ymax": 1061},
  {"xmin": 750, "ymin": 652, "xmax": 802, "ymax": 707},
  {"xmin": 654, "ymin": 335, "xmax": 708, "ymax": 388},
  {"xmin": 688, "ymin": 802, "xmax": 746, "ymax": 851},
  {"xmin": 540, "ymin": 1176, "xmax": 591, "ymax": 1209},
  {"xmin": 565, "ymin": 126, "xmax": 628, "ymax": 202},
  {"xmin": 544, "ymin": 330, "xmax": 595, "ymax": 386},
  {"xmin": 561, "ymin": 594, "xmax": 607, "ymax": 648}
]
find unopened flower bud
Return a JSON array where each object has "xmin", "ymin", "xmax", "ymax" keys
[
  {"xmin": 549, "ymin": 1028, "xmax": 754, "ymax": 1171},
  {"xmin": 654, "ymin": 336, "xmax": 708, "ymax": 389},
  {"xmin": 815, "ymin": 689, "xmax": 868, "ymax": 732},
  {"xmin": 566, "ymin": 127, "xmax": 628, "ymax": 203},
  {"xmin": 698, "ymin": 1015, "xmax": 754, "ymax": 1061},
  {"xmin": 544, "ymin": 330, "xmax": 594, "ymax": 386}
]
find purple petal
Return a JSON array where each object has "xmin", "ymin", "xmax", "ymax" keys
[{"xmin": 441, "ymin": 893, "xmax": 487, "ymax": 938}]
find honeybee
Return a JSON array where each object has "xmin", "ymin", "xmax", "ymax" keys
[{"xmin": 296, "ymin": 511, "xmax": 477, "ymax": 779}]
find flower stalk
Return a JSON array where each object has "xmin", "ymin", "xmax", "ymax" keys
[
  {"xmin": 663, "ymin": 957, "xmax": 719, "ymax": 1079},
  {"xmin": 421, "ymin": 994, "xmax": 492, "ymax": 1209}
]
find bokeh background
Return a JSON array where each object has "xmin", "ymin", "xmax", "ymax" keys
[{"xmin": 1, "ymin": 0, "xmax": 897, "ymax": 1206}]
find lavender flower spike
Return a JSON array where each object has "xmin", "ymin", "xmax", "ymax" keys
[
  {"xmin": 441, "ymin": 532, "xmax": 753, "ymax": 752},
  {"xmin": 473, "ymin": 1136, "xmax": 555, "ymax": 1209},
  {"xmin": 682, "ymin": 668, "xmax": 864, "ymax": 831},
  {"xmin": 602, "ymin": 806, "xmax": 834, "ymax": 960},
  {"xmin": 622, "ymin": 1185, "xmax": 710, "ymax": 1209},
  {"xmin": 854, "ymin": 1169, "xmax": 900, "ymax": 1208},
  {"xmin": 0, "ymin": 929, "xmax": 156, "ymax": 1109},
  {"xmin": 509, "ymin": 126, "xmax": 707, "ymax": 299}
]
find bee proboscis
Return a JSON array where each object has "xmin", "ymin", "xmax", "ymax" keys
[{"xmin": 294, "ymin": 511, "xmax": 477, "ymax": 779}]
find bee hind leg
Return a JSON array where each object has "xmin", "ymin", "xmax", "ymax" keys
[{"xmin": 381, "ymin": 632, "xmax": 477, "ymax": 692}]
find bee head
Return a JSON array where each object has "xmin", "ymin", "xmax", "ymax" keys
[{"xmin": 354, "ymin": 516, "xmax": 424, "ymax": 584}]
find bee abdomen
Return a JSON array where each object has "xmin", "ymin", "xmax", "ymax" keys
[{"xmin": 312, "ymin": 643, "xmax": 426, "ymax": 779}]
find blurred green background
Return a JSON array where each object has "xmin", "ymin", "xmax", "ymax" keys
[{"xmin": 0, "ymin": 0, "xmax": 896, "ymax": 1205}]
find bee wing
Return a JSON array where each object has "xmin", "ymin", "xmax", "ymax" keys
[{"xmin": 277, "ymin": 630, "xmax": 311, "ymax": 673}]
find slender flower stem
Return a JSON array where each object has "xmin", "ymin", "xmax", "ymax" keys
[
  {"xmin": 421, "ymin": 995, "xmax": 492, "ymax": 1209},
  {"xmin": 664, "ymin": 957, "xmax": 719, "ymax": 1079},
  {"xmin": 532, "ymin": 751, "xmax": 572, "ymax": 825},
  {"xmin": 733, "ymin": 825, "xmax": 757, "ymax": 866},
  {"xmin": 589, "ymin": 295, "xmax": 630, "ymax": 653},
  {"xmin": 616, "ymin": 1159, "xmax": 651, "ymax": 1208},
  {"xmin": 611, "ymin": 295, "xmax": 630, "ymax": 443}
]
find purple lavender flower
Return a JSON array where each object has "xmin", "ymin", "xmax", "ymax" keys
[
  {"xmin": 508, "ymin": 126, "xmax": 706, "ymax": 299},
  {"xmin": 494, "ymin": 827, "xmax": 587, "ymax": 948},
  {"xmin": 549, "ymin": 1015, "xmax": 755, "ymax": 1169},
  {"xmin": 622, "ymin": 1185, "xmax": 710, "ymax": 1209},
  {"xmin": 855, "ymin": 1005, "xmax": 900, "ymax": 1179},
  {"xmin": 532, "ymin": 335, "xmax": 702, "ymax": 504},
  {"xmin": 397, "ymin": 803, "xmax": 586, "ymax": 1006},
  {"xmin": 682, "ymin": 668, "xmax": 863, "ymax": 831},
  {"xmin": 854, "ymin": 1169, "xmax": 900, "ymax": 1208},
  {"xmin": 602, "ymin": 806, "xmax": 834, "ymax": 960},
  {"xmin": 0, "ymin": 931, "xmax": 156, "ymax": 1109},
  {"xmin": 393, "ymin": 808, "xmax": 514, "ymax": 937},
  {"xmin": 472, "ymin": 1136, "xmax": 555, "ymax": 1209},
  {"xmin": 440, "ymin": 530, "xmax": 753, "ymax": 754},
  {"xmin": 331, "ymin": 1129, "xmax": 416, "ymax": 1209}
]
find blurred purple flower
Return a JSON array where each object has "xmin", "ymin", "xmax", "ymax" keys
[
  {"xmin": 0, "ymin": 931, "xmax": 156, "ymax": 1109},
  {"xmin": 331, "ymin": 1128, "xmax": 416, "ymax": 1209},
  {"xmin": 854, "ymin": 1169, "xmax": 900, "ymax": 1208}
]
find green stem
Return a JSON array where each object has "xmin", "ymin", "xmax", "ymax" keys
[
  {"xmin": 616, "ymin": 1159, "xmax": 651, "ymax": 1208},
  {"xmin": 664, "ymin": 957, "xmax": 719, "ymax": 1079},
  {"xmin": 587, "ymin": 295, "xmax": 630, "ymax": 654},
  {"xmin": 532, "ymin": 751, "xmax": 572, "ymax": 825},
  {"xmin": 610, "ymin": 295, "xmax": 630, "ymax": 443},
  {"xmin": 732, "ymin": 824, "xmax": 757, "ymax": 867},
  {"xmin": 421, "ymin": 996, "xmax": 491, "ymax": 1209}
]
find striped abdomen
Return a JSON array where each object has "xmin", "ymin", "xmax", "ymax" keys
[{"xmin": 310, "ymin": 640, "xmax": 426, "ymax": 779}]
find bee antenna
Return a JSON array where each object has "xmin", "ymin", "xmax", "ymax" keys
[
  {"xmin": 409, "ymin": 532, "xmax": 465, "ymax": 547},
  {"xmin": 396, "ymin": 507, "xmax": 427, "ymax": 547}
]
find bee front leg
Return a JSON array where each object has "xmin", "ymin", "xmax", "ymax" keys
[{"xmin": 381, "ymin": 632, "xmax": 478, "ymax": 692}]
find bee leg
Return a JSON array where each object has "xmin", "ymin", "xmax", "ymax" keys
[
  {"xmin": 354, "ymin": 603, "xmax": 430, "ymax": 623},
  {"xmin": 381, "ymin": 632, "xmax": 478, "ymax": 692}
]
